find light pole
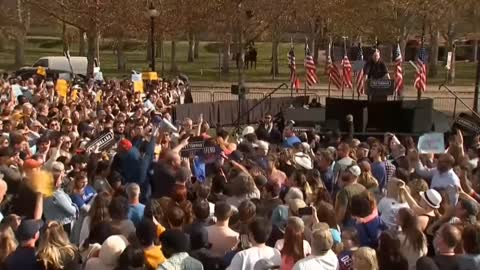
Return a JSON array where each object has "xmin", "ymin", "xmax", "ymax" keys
[{"xmin": 148, "ymin": 2, "xmax": 159, "ymax": 71}]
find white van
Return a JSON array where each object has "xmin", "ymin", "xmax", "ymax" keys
[{"xmin": 32, "ymin": 56, "xmax": 88, "ymax": 76}]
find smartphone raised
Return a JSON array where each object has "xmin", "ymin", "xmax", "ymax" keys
[{"xmin": 298, "ymin": 207, "xmax": 313, "ymax": 216}]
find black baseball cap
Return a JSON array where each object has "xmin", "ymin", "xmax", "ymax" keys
[{"xmin": 16, "ymin": 219, "xmax": 44, "ymax": 242}]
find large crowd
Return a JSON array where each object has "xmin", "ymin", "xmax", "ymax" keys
[{"xmin": 0, "ymin": 73, "xmax": 479, "ymax": 270}]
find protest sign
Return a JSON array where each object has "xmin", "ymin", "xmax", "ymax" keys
[
  {"xmin": 132, "ymin": 73, "xmax": 143, "ymax": 93},
  {"xmin": 180, "ymin": 136, "xmax": 216, "ymax": 158},
  {"xmin": 142, "ymin": 72, "xmax": 158, "ymax": 81},
  {"xmin": 36, "ymin": 66, "xmax": 46, "ymax": 77},
  {"xmin": 85, "ymin": 131, "xmax": 115, "ymax": 152},
  {"xmin": 94, "ymin": 71, "xmax": 104, "ymax": 81},
  {"xmin": 55, "ymin": 79, "xmax": 68, "ymax": 98},
  {"xmin": 417, "ymin": 133, "xmax": 445, "ymax": 154}
]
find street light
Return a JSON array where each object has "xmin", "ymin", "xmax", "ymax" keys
[{"xmin": 148, "ymin": 2, "xmax": 159, "ymax": 72}]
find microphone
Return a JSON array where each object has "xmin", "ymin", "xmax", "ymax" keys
[
  {"xmin": 438, "ymin": 83, "xmax": 445, "ymax": 91},
  {"xmin": 346, "ymin": 114, "xmax": 353, "ymax": 122}
]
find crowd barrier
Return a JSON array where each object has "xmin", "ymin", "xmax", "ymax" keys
[
  {"xmin": 173, "ymin": 96, "xmax": 307, "ymax": 126},
  {"xmin": 190, "ymin": 87, "xmax": 474, "ymax": 111}
]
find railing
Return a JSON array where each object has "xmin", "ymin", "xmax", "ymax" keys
[
  {"xmin": 438, "ymin": 84, "xmax": 480, "ymax": 119},
  {"xmin": 189, "ymin": 86, "xmax": 475, "ymax": 117},
  {"xmin": 231, "ymin": 83, "xmax": 289, "ymax": 128}
]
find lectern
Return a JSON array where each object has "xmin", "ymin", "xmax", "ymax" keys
[{"xmin": 366, "ymin": 79, "xmax": 395, "ymax": 101}]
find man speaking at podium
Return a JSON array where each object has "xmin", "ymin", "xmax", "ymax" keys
[{"xmin": 363, "ymin": 49, "xmax": 390, "ymax": 80}]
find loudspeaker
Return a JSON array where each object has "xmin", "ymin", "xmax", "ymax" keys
[
  {"xmin": 231, "ymin": 84, "xmax": 249, "ymax": 95},
  {"xmin": 326, "ymin": 98, "xmax": 434, "ymax": 134},
  {"xmin": 401, "ymin": 99, "xmax": 433, "ymax": 133},
  {"xmin": 367, "ymin": 99, "xmax": 433, "ymax": 133},
  {"xmin": 283, "ymin": 108, "xmax": 325, "ymax": 126},
  {"xmin": 325, "ymin": 98, "xmax": 368, "ymax": 132},
  {"xmin": 231, "ymin": 84, "xmax": 239, "ymax": 95}
]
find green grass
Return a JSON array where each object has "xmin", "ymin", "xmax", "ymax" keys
[{"xmin": 0, "ymin": 38, "xmax": 477, "ymax": 86}]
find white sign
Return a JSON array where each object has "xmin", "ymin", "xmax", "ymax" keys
[
  {"xmin": 446, "ymin": 52, "xmax": 452, "ymax": 70},
  {"xmin": 417, "ymin": 133, "xmax": 445, "ymax": 154}
]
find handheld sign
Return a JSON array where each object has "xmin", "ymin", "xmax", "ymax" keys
[
  {"xmin": 417, "ymin": 133, "xmax": 445, "ymax": 154},
  {"xmin": 36, "ymin": 66, "xmax": 47, "ymax": 77},
  {"xmin": 85, "ymin": 131, "xmax": 115, "ymax": 152},
  {"xmin": 142, "ymin": 72, "xmax": 158, "ymax": 81},
  {"xmin": 132, "ymin": 73, "xmax": 143, "ymax": 93},
  {"xmin": 55, "ymin": 79, "xmax": 68, "ymax": 98},
  {"xmin": 180, "ymin": 137, "xmax": 216, "ymax": 158}
]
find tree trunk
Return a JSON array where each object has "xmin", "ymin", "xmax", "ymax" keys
[
  {"xmin": 222, "ymin": 36, "xmax": 230, "ymax": 74},
  {"xmin": 314, "ymin": 36, "xmax": 321, "ymax": 63},
  {"xmin": 116, "ymin": 37, "xmax": 126, "ymax": 72},
  {"xmin": 270, "ymin": 38, "xmax": 279, "ymax": 77},
  {"xmin": 449, "ymin": 44, "xmax": 456, "ymax": 84},
  {"xmin": 86, "ymin": 32, "xmax": 97, "ymax": 77},
  {"xmin": 237, "ymin": 30, "xmax": 245, "ymax": 85},
  {"xmin": 187, "ymin": 31, "xmax": 194, "ymax": 62},
  {"xmin": 428, "ymin": 30, "xmax": 439, "ymax": 78},
  {"xmin": 194, "ymin": 36, "xmax": 199, "ymax": 59},
  {"xmin": 473, "ymin": 39, "xmax": 478, "ymax": 63},
  {"xmin": 78, "ymin": 30, "xmax": 86, "ymax": 56},
  {"xmin": 14, "ymin": 34, "xmax": 25, "ymax": 67},
  {"xmin": 62, "ymin": 22, "xmax": 67, "ymax": 52},
  {"xmin": 0, "ymin": 32, "xmax": 6, "ymax": 51},
  {"xmin": 170, "ymin": 39, "xmax": 178, "ymax": 73}
]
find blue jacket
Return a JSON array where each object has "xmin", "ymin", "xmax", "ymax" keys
[
  {"xmin": 43, "ymin": 189, "xmax": 78, "ymax": 225},
  {"xmin": 355, "ymin": 216, "xmax": 386, "ymax": 248},
  {"xmin": 117, "ymin": 147, "xmax": 142, "ymax": 184}
]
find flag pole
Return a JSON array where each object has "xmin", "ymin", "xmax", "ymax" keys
[
  {"xmin": 418, "ymin": 16, "xmax": 426, "ymax": 101},
  {"xmin": 304, "ymin": 37, "xmax": 308, "ymax": 102},
  {"xmin": 327, "ymin": 37, "xmax": 332, "ymax": 97},
  {"xmin": 341, "ymin": 36, "xmax": 348, "ymax": 99},
  {"xmin": 290, "ymin": 37, "xmax": 293, "ymax": 98}
]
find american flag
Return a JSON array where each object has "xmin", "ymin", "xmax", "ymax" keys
[
  {"xmin": 354, "ymin": 43, "xmax": 365, "ymax": 95},
  {"xmin": 288, "ymin": 46, "xmax": 300, "ymax": 91},
  {"xmin": 304, "ymin": 44, "xmax": 318, "ymax": 87},
  {"xmin": 394, "ymin": 44, "xmax": 404, "ymax": 94},
  {"xmin": 342, "ymin": 52, "xmax": 353, "ymax": 89},
  {"xmin": 326, "ymin": 42, "xmax": 342, "ymax": 90},
  {"xmin": 414, "ymin": 45, "xmax": 427, "ymax": 92}
]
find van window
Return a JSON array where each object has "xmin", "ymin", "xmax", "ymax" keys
[{"xmin": 33, "ymin": 59, "xmax": 49, "ymax": 67}]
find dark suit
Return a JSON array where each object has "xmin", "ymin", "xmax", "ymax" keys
[{"xmin": 255, "ymin": 124, "xmax": 281, "ymax": 144}]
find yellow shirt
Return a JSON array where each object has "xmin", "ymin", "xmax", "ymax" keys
[{"xmin": 144, "ymin": 245, "xmax": 166, "ymax": 269}]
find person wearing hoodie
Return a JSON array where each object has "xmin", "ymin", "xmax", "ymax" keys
[
  {"xmin": 111, "ymin": 139, "xmax": 141, "ymax": 185},
  {"xmin": 84, "ymin": 235, "xmax": 129, "ymax": 270}
]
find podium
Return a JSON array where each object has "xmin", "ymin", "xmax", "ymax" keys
[{"xmin": 366, "ymin": 79, "xmax": 395, "ymax": 101}]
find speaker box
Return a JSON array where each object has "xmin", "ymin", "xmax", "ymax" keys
[
  {"xmin": 325, "ymin": 98, "xmax": 368, "ymax": 132},
  {"xmin": 326, "ymin": 98, "xmax": 434, "ymax": 134},
  {"xmin": 283, "ymin": 107, "xmax": 325, "ymax": 126}
]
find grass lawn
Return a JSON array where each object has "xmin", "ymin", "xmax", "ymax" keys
[{"xmin": 0, "ymin": 38, "xmax": 477, "ymax": 87}]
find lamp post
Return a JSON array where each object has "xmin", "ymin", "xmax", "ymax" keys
[{"xmin": 148, "ymin": 2, "xmax": 159, "ymax": 71}]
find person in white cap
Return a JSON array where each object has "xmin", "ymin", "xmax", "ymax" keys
[{"xmin": 334, "ymin": 164, "xmax": 366, "ymax": 227}]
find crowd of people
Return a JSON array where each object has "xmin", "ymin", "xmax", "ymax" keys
[{"xmin": 0, "ymin": 73, "xmax": 480, "ymax": 270}]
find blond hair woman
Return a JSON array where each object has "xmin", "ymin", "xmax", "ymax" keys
[
  {"xmin": 0, "ymin": 224, "xmax": 17, "ymax": 266},
  {"xmin": 377, "ymin": 178, "xmax": 410, "ymax": 229},
  {"xmin": 353, "ymin": 247, "xmax": 379, "ymax": 270},
  {"xmin": 37, "ymin": 221, "xmax": 81, "ymax": 270}
]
